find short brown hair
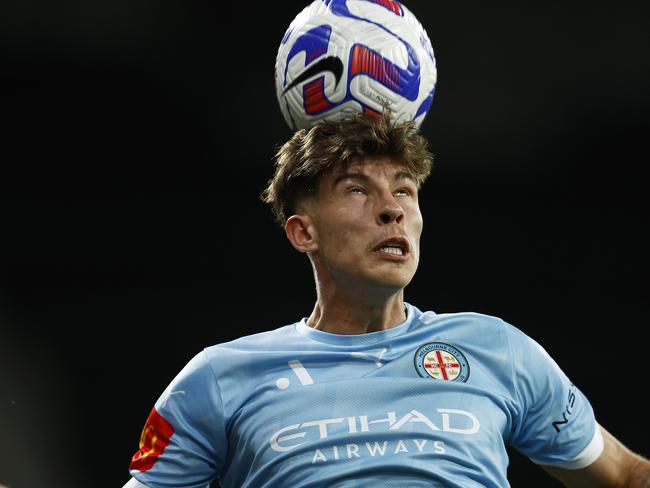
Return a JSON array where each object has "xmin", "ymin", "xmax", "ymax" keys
[{"xmin": 261, "ymin": 113, "xmax": 434, "ymax": 226}]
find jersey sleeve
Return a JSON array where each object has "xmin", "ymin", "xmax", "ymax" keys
[
  {"xmin": 506, "ymin": 324, "xmax": 603, "ymax": 469},
  {"xmin": 129, "ymin": 350, "xmax": 228, "ymax": 488}
]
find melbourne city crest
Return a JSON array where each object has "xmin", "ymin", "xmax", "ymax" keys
[{"xmin": 414, "ymin": 342, "xmax": 470, "ymax": 382}]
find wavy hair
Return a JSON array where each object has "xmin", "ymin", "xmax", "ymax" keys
[{"xmin": 261, "ymin": 113, "xmax": 434, "ymax": 226}]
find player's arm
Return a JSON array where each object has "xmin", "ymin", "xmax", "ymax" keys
[
  {"xmin": 122, "ymin": 477, "xmax": 150, "ymax": 488},
  {"xmin": 126, "ymin": 351, "xmax": 227, "ymax": 487},
  {"xmin": 543, "ymin": 424, "xmax": 650, "ymax": 487}
]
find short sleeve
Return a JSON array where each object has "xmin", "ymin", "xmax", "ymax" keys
[
  {"xmin": 129, "ymin": 350, "xmax": 228, "ymax": 488},
  {"xmin": 507, "ymin": 325, "xmax": 602, "ymax": 468}
]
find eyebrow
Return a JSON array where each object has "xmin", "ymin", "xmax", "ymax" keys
[{"xmin": 332, "ymin": 170, "xmax": 416, "ymax": 188}]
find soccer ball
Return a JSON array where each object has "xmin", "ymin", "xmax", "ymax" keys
[{"xmin": 275, "ymin": 0, "xmax": 437, "ymax": 131}]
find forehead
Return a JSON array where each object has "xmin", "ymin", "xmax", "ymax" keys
[{"xmin": 325, "ymin": 157, "xmax": 413, "ymax": 182}]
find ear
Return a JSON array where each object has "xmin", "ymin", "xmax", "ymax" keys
[{"xmin": 285, "ymin": 214, "xmax": 318, "ymax": 253}]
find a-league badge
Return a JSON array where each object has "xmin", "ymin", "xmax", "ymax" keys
[{"xmin": 414, "ymin": 342, "xmax": 470, "ymax": 382}]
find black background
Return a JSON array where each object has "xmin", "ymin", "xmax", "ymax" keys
[{"xmin": 1, "ymin": 1, "xmax": 648, "ymax": 487}]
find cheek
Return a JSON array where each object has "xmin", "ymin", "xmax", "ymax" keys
[
  {"xmin": 330, "ymin": 228, "xmax": 361, "ymax": 255},
  {"xmin": 319, "ymin": 222, "xmax": 364, "ymax": 261},
  {"xmin": 411, "ymin": 211, "xmax": 424, "ymax": 255}
]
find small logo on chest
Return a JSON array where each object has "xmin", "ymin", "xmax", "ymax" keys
[{"xmin": 414, "ymin": 342, "xmax": 470, "ymax": 382}]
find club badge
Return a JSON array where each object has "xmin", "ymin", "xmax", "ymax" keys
[{"xmin": 414, "ymin": 342, "xmax": 470, "ymax": 382}]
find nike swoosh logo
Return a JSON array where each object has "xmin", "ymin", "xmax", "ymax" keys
[{"xmin": 282, "ymin": 56, "xmax": 344, "ymax": 96}]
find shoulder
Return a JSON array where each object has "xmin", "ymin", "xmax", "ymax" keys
[
  {"xmin": 410, "ymin": 306, "xmax": 547, "ymax": 364},
  {"xmin": 204, "ymin": 322, "xmax": 300, "ymax": 358},
  {"xmin": 427, "ymin": 310, "xmax": 509, "ymax": 329},
  {"xmin": 165, "ymin": 322, "xmax": 300, "ymax": 388},
  {"xmin": 161, "ymin": 322, "xmax": 304, "ymax": 413},
  {"xmin": 199, "ymin": 322, "xmax": 305, "ymax": 389},
  {"xmin": 414, "ymin": 306, "xmax": 521, "ymax": 341}
]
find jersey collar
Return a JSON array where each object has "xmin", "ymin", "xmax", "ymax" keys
[{"xmin": 295, "ymin": 302, "xmax": 419, "ymax": 346}]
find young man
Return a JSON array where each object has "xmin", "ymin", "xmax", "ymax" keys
[{"xmin": 124, "ymin": 115, "xmax": 648, "ymax": 487}]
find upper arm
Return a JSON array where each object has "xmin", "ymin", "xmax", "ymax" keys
[
  {"xmin": 507, "ymin": 326, "xmax": 599, "ymax": 467},
  {"xmin": 543, "ymin": 424, "xmax": 650, "ymax": 487},
  {"xmin": 128, "ymin": 351, "xmax": 228, "ymax": 487}
]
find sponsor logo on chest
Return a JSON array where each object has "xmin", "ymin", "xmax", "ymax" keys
[{"xmin": 270, "ymin": 407, "xmax": 480, "ymax": 455}]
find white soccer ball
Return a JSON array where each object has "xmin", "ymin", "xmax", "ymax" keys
[{"xmin": 275, "ymin": 0, "xmax": 437, "ymax": 131}]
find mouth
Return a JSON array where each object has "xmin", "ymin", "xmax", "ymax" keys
[{"xmin": 373, "ymin": 237, "xmax": 410, "ymax": 260}]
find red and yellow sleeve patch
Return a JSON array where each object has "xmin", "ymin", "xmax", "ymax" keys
[{"xmin": 130, "ymin": 408, "xmax": 175, "ymax": 472}]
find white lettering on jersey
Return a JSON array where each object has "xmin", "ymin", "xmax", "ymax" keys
[
  {"xmin": 394, "ymin": 440, "xmax": 409, "ymax": 453},
  {"xmin": 312, "ymin": 449, "xmax": 327, "ymax": 463},
  {"xmin": 439, "ymin": 408, "xmax": 480, "ymax": 435},
  {"xmin": 390, "ymin": 410, "xmax": 441, "ymax": 431},
  {"xmin": 270, "ymin": 424, "xmax": 307, "ymax": 452},
  {"xmin": 300, "ymin": 417, "xmax": 345, "ymax": 438},
  {"xmin": 308, "ymin": 439, "xmax": 447, "ymax": 463},
  {"xmin": 346, "ymin": 444, "xmax": 360, "ymax": 458},
  {"xmin": 365, "ymin": 441, "xmax": 388, "ymax": 456},
  {"xmin": 413, "ymin": 439, "xmax": 428, "ymax": 452},
  {"xmin": 359, "ymin": 411, "xmax": 397, "ymax": 431},
  {"xmin": 270, "ymin": 408, "xmax": 480, "ymax": 452}
]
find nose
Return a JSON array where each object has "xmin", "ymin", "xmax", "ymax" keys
[{"xmin": 377, "ymin": 194, "xmax": 404, "ymax": 225}]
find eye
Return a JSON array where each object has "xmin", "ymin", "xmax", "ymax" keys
[
  {"xmin": 395, "ymin": 187, "xmax": 412, "ymax": 197},
  {"xmin": 348, "ymin": 186, "xmax": 366, "ymax": 194}
]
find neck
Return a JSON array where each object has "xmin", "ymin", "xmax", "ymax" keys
[{"xmin": 307, "ymin": 291, "xmax": 407, "ymax": 335}]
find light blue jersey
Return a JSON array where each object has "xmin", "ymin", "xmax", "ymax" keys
[{"xmin": 129, "ymin": 303, "xmax": 603, "ymax": 487}]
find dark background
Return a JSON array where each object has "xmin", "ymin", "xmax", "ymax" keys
[{"xmin": 1, "ymin": 1, "xmax": 648, "ymax": 487}]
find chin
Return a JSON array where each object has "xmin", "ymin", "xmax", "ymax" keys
[{"xmin": 370, "ymin": 273, "xmax": 414, "ymax": 293}]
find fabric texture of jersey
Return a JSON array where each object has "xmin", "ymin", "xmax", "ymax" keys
[{"xmin": 129, "ymin": 303, "xmax": 602, "ymax": 488}]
